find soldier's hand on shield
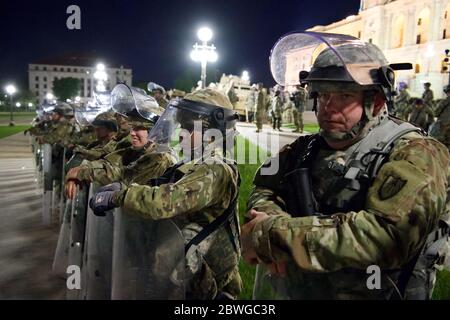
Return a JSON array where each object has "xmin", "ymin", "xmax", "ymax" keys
[
  {"xmin": 65, "ymin": 179, "xmax": 83, "ymax": 200},
  {"xmin": 89, "ymin": 190, "xmax": 117, "ymax": 216},
  {"xmin": 241, "ymin": 209, "xmax": 270, "ymax": 265}
]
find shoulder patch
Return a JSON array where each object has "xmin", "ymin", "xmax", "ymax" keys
[{"xmin": 378, "ymin": 175, "xmax": 407, "ymax": 200}]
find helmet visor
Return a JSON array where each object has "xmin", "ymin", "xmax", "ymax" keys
[{"xmin": 270, "ymin": 31, "xmax": 388, "ymax": 87}]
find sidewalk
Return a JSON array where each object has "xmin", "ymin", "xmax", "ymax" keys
[{"xmin": 0, "ymin": 133, "xmax": 65, "ymax": 299}]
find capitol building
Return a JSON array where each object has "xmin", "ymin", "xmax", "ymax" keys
[{"xmin": 305, "ymin": 0, "xmax": 450, "ymax": 99}]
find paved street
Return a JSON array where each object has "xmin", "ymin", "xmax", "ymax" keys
[{"xmin": 0, "ymin": 133, "xmax": 65, "ymax": 299}]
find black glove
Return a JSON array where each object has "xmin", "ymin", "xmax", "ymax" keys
[{"xmin": 89, "ymin": 190, "xmax": 117, "ymax": 216}]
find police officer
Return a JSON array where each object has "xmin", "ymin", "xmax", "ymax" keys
[
  {"xmin": 241, "ymin": 31, "xmax": 450, "ymax": 300},
  {"xmin": 90, "ymin": 89, "xmax": 242, "ymax": 300},
  {"xmin": 430, "ymin": 85, "xmax": 450, "ymax": 151}
]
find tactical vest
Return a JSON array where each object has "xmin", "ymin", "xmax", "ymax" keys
[
  {"xmin": 280, "ymin": 117, "xmax": 449, "ymax": 299},
  {"xmin": 148, "ymin": 159, "xmax": 241, "ymax": 256}
]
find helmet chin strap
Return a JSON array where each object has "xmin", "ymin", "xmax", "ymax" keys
[{"xmin": 320, "ymin": 91, "xmax": 381, "ymax": 144}]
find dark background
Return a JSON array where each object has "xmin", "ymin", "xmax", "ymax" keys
[{"xmin": 0, "ymin": 0, "xmax": 361, "ymax": 90}]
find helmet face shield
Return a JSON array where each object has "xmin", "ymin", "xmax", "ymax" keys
[
  {"xmin": 111, "ymin": 84, "xmax": 163, "ymax": 123},
  {"xmin": 148, "ymin": 100, "xmax": 238, "ymax": 160},
  {"xmin": 270, "ymin": 31, "xmax": 389, "ymax": 87}
]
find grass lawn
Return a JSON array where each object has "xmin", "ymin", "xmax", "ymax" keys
[
  {"xmin": 0, "ymin": 125, "xmax": 31, "ymax": 139},
  {"xmin": 0, "ymin": 112, "xmax": 35, "ymax": 125},
  {"xmin": 283, "ymin": 122, "xmax": 320, "ymax": 133},
  {"xmin": 235, "ymin": 134, "xmax": 450, "ymax": 300}
]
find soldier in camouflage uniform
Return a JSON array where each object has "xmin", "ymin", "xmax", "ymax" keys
[
  {"xmin": 292, "ymin": 84, "xmax": 308, "ymax": 133},
  {"xmin": 90, "ymin": 89, "xmax": 243, "ymax": 300},
  {"xmin": 393, "ymin": 82, "xmax": 410, "ymax": 121},
  {"xmin": 64, "ymin": 85, "xmax": 176, "ymax": 199},
  {"xmin": 407, "ymin": 98, "xmax": 435, "ymax": 132},
  {"xmin": 271, "ymin": 89, "xmax": 283, "ymax": 131},
  {"xmin": 255, "ymin": 83, "xmax": 265, "ymax": 133},
  {"xmin": 422, "ymin": 82, "xmax": 434, "ymax": 108},
  {"xmin": 245, "ymin": 85, "xmax": 256, "ymax": 123},
  {"xmin": 241, "ymin": 32, "xmax": 450, "ymax": 300},
  {"xmin": 37, "ymin": 103, "xmax": 75, "ymax": 146},
  {"xmin": 67, "ymin": 111, "xmax": 118, "ymax": 168},
  {"xmin": 148, "ymin": 82, "xmax": 169, "ymax": 109},
  {"xmin": 430, "ymin": 85, "xmax": 450, "ymax": 151}
]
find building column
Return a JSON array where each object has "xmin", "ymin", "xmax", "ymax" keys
[
  {"xmin": 431, "ymin": 0, "xmax": 446, "ymax": 41},
  {"xmin": 405, "ymin": 8, "xmax": 417, "ymax": 46}
]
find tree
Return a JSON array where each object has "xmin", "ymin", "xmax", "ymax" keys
[
  {"xmin": 174, "ymin": 67, "xmax": 221, "ymax": 93},
  {"xmin": 53, "ymin": 77, "xmax": 81, "ymax": 101}
]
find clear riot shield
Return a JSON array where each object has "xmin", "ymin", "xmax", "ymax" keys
[
  {"xmin": 42, "ymin": 143, "xmax": 53, "ymax": 225},
  {"xmin": 66, "ymin": 183, "xmax": 89, "ymax": 300},
  {"xmin": 111, "ymin": 208, "xmax": 185, "ymax": 300},
  {"xmin": 52, "ymin": 199, "xmax": 72, "ymax": 277},
  {"xmin": 80, "ymin": 183, "xmax": 115, "ymax": 300},
  {"xmin": 58, "ymin": 148, "xmax": 67, "ymax": 224}
]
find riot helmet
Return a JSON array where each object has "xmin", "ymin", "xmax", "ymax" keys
[
  {"xmin": 111, "ymin": 83, "xmax": 164, "ymax": 130},
  {"xmin": 269, "ymin": 31, "xmax": 412, "ymax": 142},
  {"xmin": 148, "ymin": 89, "xmax": 239, "ymax": 160}
]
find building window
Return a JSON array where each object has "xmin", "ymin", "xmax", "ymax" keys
[
  {"xmin": 44, "ymin": 84, "xmax": 47, "ymax": 89},
  {"xmin": 357, "ymin": 31, "xmax": 361, "ymax": 38},
  {"xmin": 35, "ymin": 91, "xmax": 39, "ymax": 96},
  {"xmin": 446, "ymin": 11, "xmax": 448, "ymax": 19},
  {"xmin": 35, "ymin": 84, "xmax": 39, "ymax": 89},
  {"xmin": 368, "ymin": 38, "xmax": 373, "ymax": 43},
  {"xmin": 43, "ymin": 67, "xmax": 47, "ymax": 71},
  {"xmin": 53, "ymin": 67, "xmax": 57, "ymax": 71},
  {"xmin": 444, "ymin": 29, "xmax": 447, "ymax": 39},
  {"xmin": 35, "ymin": 76, "xmax": 39, "ymax": 81},
  {"xmin": 43, "ymin": 76, "xmax": 47, "ymax": 82},
  {"xmin": 416, "ymin": 34, "xmax": 421, "ymax": 44},
  {"xmin": 67, "ymin": 68, "xmax": 71, "ymax": 72},
  {"xmin": 35, "ymin": 66, "xmax": 39, "ymax": 71},
  {"xmin": 418, "ymin": 18, "xmax": 422, "ymax": 26},
  {"xmin": 415, "ymin": 64, "xmax": 420, "ymax": 73},
  {"xmin": 60, "ymin": 68, "xmax": 64, "ymax": 72},
  {"xmin": 74, "ymin": 68, "xmax": 78, "ymax": 73}
]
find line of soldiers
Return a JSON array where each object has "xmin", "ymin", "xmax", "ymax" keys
[
  {"xmin": 393, "ymin": 82, "xmax": 450, "ymax": 151},
  {"xmin": 26, "ymin": 31, "xmax": 450, "ymax": 301},
  {"xmin": 247, "ymin": 83, "xmax": 308, "ymax": 133}
]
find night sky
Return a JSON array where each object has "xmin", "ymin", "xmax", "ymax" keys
[{"xmin": 0, "ymin": 0, "xmax": 361, "ymax": 91}]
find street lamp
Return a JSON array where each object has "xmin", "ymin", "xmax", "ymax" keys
[
  {"xmin": 28, "ymin": 103, "xmax": 33, "ymax": 109},
  {"xmin": 242, "ymin": 70, "xmax": 250, "ymax": 83},
  {"xmin": 5, "ymin": 84, "xmax": 17, "ymax": 126},
  {"xmin": 190, "ymin": 27, "xmax": 218, "ymax": 89},
  {"xmin": 46, "ymin": 92, "xmax": 54, "ymax": 102},
  {"xmin": 16, "ymin": 102, "xmax": 21, "ymax": 108},
  {"xmin": 94, "ymin": 63, "xmax": 108, "ymax": 93}
]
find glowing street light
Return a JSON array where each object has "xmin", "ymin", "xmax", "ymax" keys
[
  {"xmin": 16, "ymin": 102, "xmax": 21, "ymax": 108},
  {"xmin": 28, "ymin": 103, "xmax": 33, "ymax": 108},
  {"xmin": 46, "ymin": 92, "xmax": 54, "ymax": 101},
  {"xmin": 94, "ymin": 63, "xmax": 108, "ymax": 92},
  {"xmin": 5, "ymin": 84, "xmax": 17, "ymax": 126},
  {"xmin": 190, "ymin": 27, "xmax": 218, "ymax": 89},
  {"xmin": 242, "ymin": 70, "xmax": 250, "ymax": 83}
]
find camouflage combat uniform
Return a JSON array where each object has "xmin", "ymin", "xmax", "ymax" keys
[
  {"xmin": 73, "ymin": 142, "xmax": 177, "ymax": 186},
  {"xmin": 292, "ymin": 87, "xmax": 308, "ymax": 132},
  {"xmin": 431, "ymin": 96, "xmax": 450, "ymax": 150},
  {"xmin": 394, "ymin": 89, "xmax": 411, "ymax": 121},
  {"xmin": 271, "ymin": 94, "xmax": 283, "ymax": 130},
  {"xmin": 255, "ymin": 89, "xmax": 265, "ymax": 132},
  {"xmin": 423, "ymin": 88, "xmax": 434, "ymax": 108},
  {"xmin": 247, "ymin": 116, "xmax": 450, "ymax": 299},
  {"xmin": 408, "ymin": 104, "xmax": 435, "ymax": 131},
  {"xmin": 112, "ymin": 151, "xmax": 242, "ymax": 300},
  {"xmin": 39, "ymin": 118, "xmax": 75, "ymax": 146}
]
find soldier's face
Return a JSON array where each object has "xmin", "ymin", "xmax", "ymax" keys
[
  {"xmin": 317, "ymin": 90, "xmax": 365, "ymax": 133},
  {"xmin": 130, "ymin": 126, "xmax": 149, "ymax": 148},
  {"xmin": 94, "ymin": 126, "xmax": 112, "ymax": 140},
  {"xmin": 51, "ymin": 113, "xmax": 61, "ymax": 122}
]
